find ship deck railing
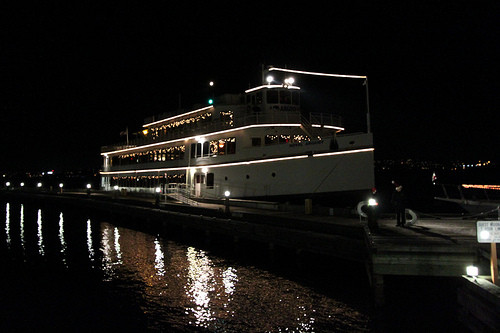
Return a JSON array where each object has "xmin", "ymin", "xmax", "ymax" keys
[{"xmin": 101, "ymin": 110, "xmax": 341, "ymax": 153}]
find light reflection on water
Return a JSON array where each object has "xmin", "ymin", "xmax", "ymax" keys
[
  {"xmin": 5, "ymin": 203, "xmax": 11, "ymax": 249},
  {"xmin": 37, "ymin": 209, "xmax": 44, "ymax": 256},
  {"xmin": 1, "ymin": 202, "xmax": 371, "ymax": 332},
  {"xmin": 58, "ymin": 212, "xmax": 67, "ymax": 267},
  {"xmin": 87, "ymin": 219, "xmax": 95, "ymax": 265}
]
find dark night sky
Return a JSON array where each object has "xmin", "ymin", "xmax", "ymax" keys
[{"xmin": 2, "ymin": 2, "xmax": 499, "ymax": 172}]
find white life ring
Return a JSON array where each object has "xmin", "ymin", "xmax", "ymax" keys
[
  {"xmin": 357, "ymin": 201, "xmax": 369, "ymax": 218},
  {"xmin": 405, "ymin": 209, "xmax": 418, "ymax": 225}
]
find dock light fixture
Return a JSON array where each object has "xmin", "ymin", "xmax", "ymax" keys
[
  {"xmin": 466, "ymin": 265, "xmax": 478, "ymax": 278},
  {"xmin": 479, "ymin": 230, "xmax": 491, "ymax": 241}
]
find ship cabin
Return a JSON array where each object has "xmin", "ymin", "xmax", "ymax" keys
[{"xmin": 100, "ymin": 84, "xmax": 344, "ymax": 198}]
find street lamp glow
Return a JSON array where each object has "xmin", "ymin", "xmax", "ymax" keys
[
  {"xmin": 466, "ymin": 265, "xmax": 478, "ymax": 277},
  {"xmin": 479, "ymin": 230, "xmax": 491, "ymax": 241}
]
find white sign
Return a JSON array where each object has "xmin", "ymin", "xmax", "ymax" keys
[{"xmin": 477, "ymin": 221, "xmax": 500, "ymax": 243}]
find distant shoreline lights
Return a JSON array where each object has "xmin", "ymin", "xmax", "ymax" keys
[{"xmin": 461, "ymin": 184, "xmax": 500, "ymax": 191}]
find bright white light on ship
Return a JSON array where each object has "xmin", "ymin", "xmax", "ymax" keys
[
  {"xmin": 284, "ymin": 77, "xmax": 295, "ymax": 85},
  {"xmin": 86, "ymin": 184, "xmax": 92, "ymax": 189},
  {"xmin": 479, "ymin": 230, "xmax": 491, "ymax": 241},
  {"xmin": 59, "ymin": 183, "xmax": 64, "ymax": 188},
  {"xmin": 209, "ymin": 81, "xmax": 214, "ymax": 86},
  {"xmin": 113, "ymin": 185, "xmax": 119, "ymax": 190},
  {"xmin": 202, "ymin": 167, "xmax": 208, "ymax": 174},
  {"xmin": 37, "ymin": 183, "xmax": 42, "ymax": 188},
  {"xmin": 224, "ymin": 190, "xmax": 230, "ymax": 197},
  {"xmin": 20, "ymin": 182, "xmax": 24, "ymax": 187},
  {"xmin": 266, "ymin": 75, "xmax": 274, "ymax": 84},
  {"xmin": 368, "ymin": 199, "xmax": 378, "ymax": 206},
  {"xmin": 5, "ymin": 182, "xmax": 10, "ymax": 187},
  {"xmin": 466, "ymin": 265, "xmax": 478, "ymax": 277},
  {"xmin": 155, "ymin": 187, "xmax": 161, "ymax": 193}
]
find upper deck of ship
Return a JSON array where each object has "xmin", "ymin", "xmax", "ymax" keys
[{"xmin": 101, "ymin": 84, "xmax": 343, "ymax": 154}]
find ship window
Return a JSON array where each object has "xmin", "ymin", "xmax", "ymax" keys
[
  {"xmin": 218, "ymin": 140, "xmax": 226, "ymax": 155},
  {"xmin": 196, "ymin": 143, "xmax": 202, "ymax": 157},
  {"xmin": 279, "ymin": 135, "xmax": 290, "ymax": 144},
  {"xmin": 252, "ymin": 137, "xmax": 261, "ymax": 146},
  {"xmin": 195, "ymin": 174, "xmax": 205, "ymax": 184},
  {"xmin": 191, "ymin": 143, "xmax": 196, "ymax": 158},
  {"xmin": 292, "ymin": 91, "xmax": 300, "ymax": 105},
  {"xmin": 279, "ymin": 90, "xmax": 291, "ymax": 104},
  {"xmin": 265, "ymin": 135, "xmax": 278, "ymax": 145},
  {"xmin": 203, "ymin": 141, "xmax": 209, "ymax": 157},
  {"xmin": 210, "ymin": 140, "xmax": 218, "ymax": 155},
  {"xmin": 206, "ymin": 173, "xmax": 214, "ymax": 188},
  {"xmin": 256, "ymin": 91, "xmax": 263, "ymax": 104},
  {"xmin": 267, "ymin": 90, "xmax": 278, "ymax": 103},
  {"xmin": 226, "ymin": 138, "xmax": 236, "ymax": 154}
]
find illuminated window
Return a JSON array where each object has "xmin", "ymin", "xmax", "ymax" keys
[{"xmin": 265, "ymin": 135, "xmax": 278, "ymax": 145}]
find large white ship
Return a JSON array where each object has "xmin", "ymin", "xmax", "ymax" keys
[{"xmin": 100, "ymin": 67, "xmax": 375, "ymax": 203}]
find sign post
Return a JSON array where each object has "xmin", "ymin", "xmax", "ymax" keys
[{"xmin": 477, "ymin": 220, "xmax": 500, "ymax": 285}]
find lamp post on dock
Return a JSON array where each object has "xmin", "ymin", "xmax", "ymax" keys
[{"xmin": 224, "ymin": 190, "xmax": 231, "ymax": 215}]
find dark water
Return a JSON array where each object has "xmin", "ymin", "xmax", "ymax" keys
[{"xmin": 0, "ymin": 200, "xmax": 374, "ymax": 332}]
